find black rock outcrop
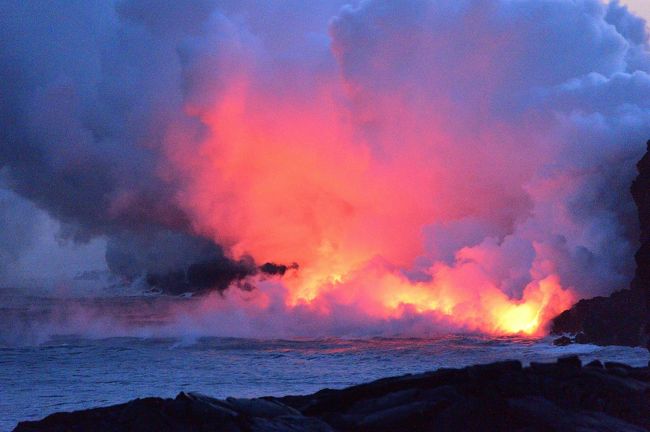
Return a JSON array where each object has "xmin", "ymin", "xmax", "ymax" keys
[
  {"xmin": 552, "ymin": 140, "xmax": 650, "ymax": 350},
  {"xmin": 13, "ymin": 357, "xmax": 650, "ymax": 432},
  {"xmin": 633, "ymin": 140, "xmax": 650, "ymax": 351}
]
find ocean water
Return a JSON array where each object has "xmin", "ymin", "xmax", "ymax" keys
[
  {"xmin": 2, "ymin": 334, "xmax": 649, "ymax": 431},
  {"xmin": 2, "ymin": 293, "xmax": 650, "ymax": 430}
]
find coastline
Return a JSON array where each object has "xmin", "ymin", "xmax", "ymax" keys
[{"xmin": 14, "ymin": 355, "xmax": 650, "ymax": 432}]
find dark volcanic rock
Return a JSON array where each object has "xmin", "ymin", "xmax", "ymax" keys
[
  {"xmin": 553, "ymin": 335, "xmax": 572, "ymax": 346},
  {"xmin": 551, "ymin": 289, "xmax": 646, "ymax": 346},
  {"xmin": 14, "ymin": 358, "xmax": 650, "ymax": 432},
  {"xmin": 552, "ymin": 139, "xmax": 650, "ymax": 349},
  {"xmin": 633, "ymin": 141, "xmax": 650, "ymax": 351},
  {"xmin": 13, "ymin": 392, "xmax": 333, "ymax": 432}
]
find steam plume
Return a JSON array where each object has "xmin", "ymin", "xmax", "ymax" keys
[{"xmin": 1, "ymin": 0, "xmax": 650, "ymax": 336}]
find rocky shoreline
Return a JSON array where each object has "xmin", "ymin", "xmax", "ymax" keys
[
  {"xmin": 13, "ymin": 355, "xmax": 650, "ymax": 432},
  {"xmin": 551, "ymin": 140, "xmax": 650, "ymax": 350}
]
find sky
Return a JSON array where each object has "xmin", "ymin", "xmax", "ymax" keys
[
  {"xmin": 623, "ymin": 0, "xmax": 650, "ymax": 20},
  {"xmin": 1, "ymin": 0, "xmax": 650, "ymax": 337}
]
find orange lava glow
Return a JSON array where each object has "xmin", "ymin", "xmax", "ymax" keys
[{"xmin": 166, "ymin": 50, "xmax": 577, "ymax": 337}]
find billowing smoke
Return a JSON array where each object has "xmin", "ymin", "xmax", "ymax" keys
[
  {"xmin": 1, "ymin": 0, "xmax": 650, "ymax": 336},
  {"xmin": 0, "ymin": 0, "xmax": 288, "ymax": 293}
]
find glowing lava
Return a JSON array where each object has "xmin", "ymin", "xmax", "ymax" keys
[
  {"xmin": 163, "ymin": 1, "xmax": 594, "ymax": 337},
  {"xmin": 166, "ymin": 63, "xmax": 576, "ymax": 336}
]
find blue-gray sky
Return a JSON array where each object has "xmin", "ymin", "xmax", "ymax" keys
[{"xmin": 623, "ymin": 0, "xmax": 650, "ymax": 19}]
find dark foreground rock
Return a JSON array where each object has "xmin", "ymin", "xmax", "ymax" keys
[
  {"xmin": 551, "ymin": 288, "xmax": 646, "ymax": 347},
  {"xmin": 552, "ymin": 139, "xmax": 650, "ymax": 350},
  {"xmin": 14, "ymin": 356, "xmax": 650, "ymax": 432}
]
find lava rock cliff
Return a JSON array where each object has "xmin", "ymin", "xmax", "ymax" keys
[{"xmin": 552, "ymin": 140, "xmax": 650, "ymax": 350}]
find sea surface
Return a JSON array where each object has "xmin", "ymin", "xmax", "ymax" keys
[
  {"xmin": 1, "ymin": 334, "xmax": 649, "ymax": 431},
  {"xmin": 2, "ymin": 293, "xmax": 650, "ymax": 430}
]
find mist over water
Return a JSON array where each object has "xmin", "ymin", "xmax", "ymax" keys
[{"xmin": 0, "ymin": 292, "xmax": 520, "ymax": 344}]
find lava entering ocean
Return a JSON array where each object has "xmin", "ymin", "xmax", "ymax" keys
[
  {"xmin": 160, "ymin": 1, "xmax": 606, "ymax": 337},
  {"xmin": 2, "ymin": 0, "xmax": 650, "ymax": 339}
]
